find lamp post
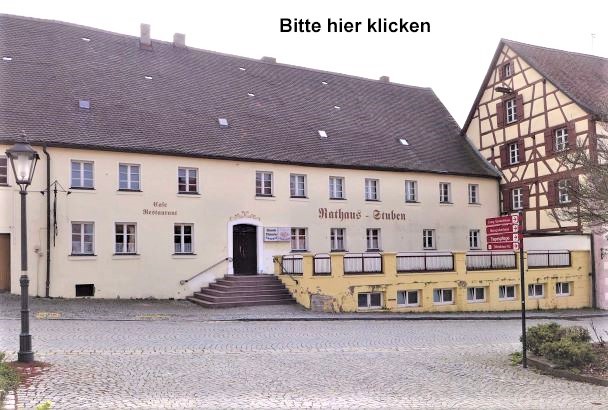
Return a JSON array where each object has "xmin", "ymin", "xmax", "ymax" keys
[{"xmin": 6, "ymin": 137, "xmax": 39, "ymax": 363}]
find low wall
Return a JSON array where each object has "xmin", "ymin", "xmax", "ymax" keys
[{"xmin": 274, "ymin": 251, "xmax": 592, "ymax": 313}]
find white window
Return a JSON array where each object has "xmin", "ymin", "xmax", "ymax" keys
[
  {"xmin": 509, "ymin": 142, "xmax": 520, "ymax": 165},
  {"xmin": 119, "ymin": 164, "xmax": 140, "ymax": 191},
  {"xmin": 71, "ymin": 160, "xmax": 94, "ymax": 188},
  {"xmin": 512, "ymin": 188, "xmax": 523, "ymax": 210},
  {"xmin": 366, "ymin": 228, "xmax": 381, "ymax": 251},
  {"xmin": 174, "ymin": 224, "xmax": 193, "ymax": 254},
  {"xmin": 357, "ymin": 292, "xmax": 382, "ymax": 309},
  {"xmin": 71, "ymin": 222, "xmax": 94, "ymax": 255},
  {"xmin": 290, "ymin": 174, "xmax": 307, "ymax": 198},
  {"xmin": 291, "ymin": 228, "xmax": 307, "ymax": 251},
  {"xmin": 558, "ymin": 179, "xmax": 571, "ymax": 204},
  {"xmin": 423, "ymin": 229, "xmax": 435, "ymax": 250},
  {"xmin": 433, "ymin": 288, "xmax": 454, "ymax": 304},
  {"xmin": 365, "ymin": 178, "xmax": 379, "ymax": 201},
  {"xmin": 555, "ymin": 128, "xmax": 568, "ymax": 152},
  {"xmin": 505, "ymin": 98, "xmax": 517, "ymax": 124},
  {"xmin": 467, "ymin": 287, "xmax": 486, "ymax": 303},
  {"xmin": 503, "ymin": 63, "xmax": 512, "ymax": 78},
  {"xmin": 330, "ymin": 228, "xmax": 345, "ymax": 251},
  {"xmin": 528, "ymin": 283, "xmax": 545, "ymax": 298},
  {"xmin": 405, "ymin": 180, "xmax": 418, "ymax": 203},
  {"xmin": 256, "ymin": 171, "xmax": 273, "ymax": 196},
  {"xmin": 556, "ymin": 282, "xmax": 571, "ymax": 296},
  {"xmin": 397, "ymin": 290, "xmax": 420, "ymax": 307},
  {"xmin": 0, "ymin": 156, "xmax": 7, "ymax": 185},
  {"xmin": 178, "ymin": 167, "xmax": 198, "ymax": 193},
  {"xmin": 499, "ymin": 285, "xmax": 517, "ymax": 300},
  {"xmin": 439, "ymin": 182, "xmax": 451, "ymax": 203},
  {"xmin": 469, "ymin": 229, "xmax": 481, "ymax": 250},
  {"xmin": 329, "ymin": 176, "xmax": 345, "ymax": 199},
  {"xmin": 468, "ymin": 184, "xmax": 479, "ymax": 204},
  {"xmin": 115, "ymin": 223, "xmax": 137, "ymax": 254}
]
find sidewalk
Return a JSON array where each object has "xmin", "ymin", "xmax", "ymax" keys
[{"xmin": 0, "ymin": 292, "xmax": 606, "ymax": 322}]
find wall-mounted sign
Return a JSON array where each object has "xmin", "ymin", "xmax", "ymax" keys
[
  {"xmin": 264, "ymin": 227, "xmax": 291, "ymax": 242},
  {"xmin": 318, "ymin": 208, "xmax": 406, "ymax": 222},
  {"xmin": 142, "ymin": 201, "xmax": 177, "ymax": 216}
]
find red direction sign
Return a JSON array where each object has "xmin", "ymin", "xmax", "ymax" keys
[
  {"xmin": 487, "ymin": 241, "xmax": 520, "ymax": 251},
  {"xmin": 486, "ymin": 224, "xmax": 520, "ymax": 234},
  {"xmin": 487, "ymin": 233, "xmax": 522, "ymax": 243},
  {"xmin": 486, "ymin": 215, "xmax": 521, "ymax": 226}
]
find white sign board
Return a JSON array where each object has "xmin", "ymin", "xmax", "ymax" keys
[{"xmin": 264, "ymin": 227, "xmax": 291, "ymax": 242}]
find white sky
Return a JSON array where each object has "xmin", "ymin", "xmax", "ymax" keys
[{"xmin": 2, "ymin": 0, "xmax": 607, "ymax": 126}]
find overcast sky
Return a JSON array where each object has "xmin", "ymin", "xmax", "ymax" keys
[{"xmin": 2, "ymin": 0, "xmax": 607, "ymax": 126}]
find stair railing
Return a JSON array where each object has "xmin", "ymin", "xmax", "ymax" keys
[
  {"xmin": 272, "ymin": 255, "xmax": 299, "ymax": 285},
  {"xmin": 179, "ymin": 257, "xmax": 232, "ymax": 285}
]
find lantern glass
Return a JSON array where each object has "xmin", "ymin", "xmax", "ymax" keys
[{"xmin": 6, "ymin": 142, "xmax": 39, "ymax": 188}]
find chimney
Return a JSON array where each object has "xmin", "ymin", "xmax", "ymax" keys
[
  {"xmin": 261, "ymin": 56, "xmax": 276, "ymax": 63},
  {"xmin": 173, "ymin": 33, "xmax": 186, "ymax": 48},
  {"xmin": 140, "ymin": 23, "xmax": 152, "ymax": 50},
  {"xmin": 379, "ymin": 76, "xmax": 390, "ymax": 82}
]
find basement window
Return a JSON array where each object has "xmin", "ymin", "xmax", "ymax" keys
[
  {"xmin": 318, "ymin": 130, "xmax": 328, "ymax": 138},
  {"xmin": 79, "ymin": 100, "xmax": 90, "ymax": 109},
  {"xmin": 75, "ymin": 284, "xmax": 95, "ymax": 297},
  {"xmin": 357, "ymin": 292, "xmax": 382, "ymax": 309},
  {"xmin": 2, "ymin": 56, "xmax": 12, "ymax": 61},
  {"xmin": 218, "ymin": 118, "xmax": 229, "ymax": 127}
]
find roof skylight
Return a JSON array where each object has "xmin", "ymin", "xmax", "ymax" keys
[
  {"xmin": 239, "ymin": 67, "xmax": 246, "ymax": 71},
  {"xmin": 144, "ymin": 75, "xmax": 153, "ymax": 80},
  {"xmin": 318, "ymin": 130, "xmax": 328, "ymax": 138},
  {"xmin": 81, "ymin": 37, "xmax": 91, "ymax": 42},
  {"xmin": 334, "ymin": 105, "xmax": 341, "ymax": 110},
  {"xmin": 321, "ymin": 81, "xmax": 328, "ymax": 85},
  {"xmin": 2, "ymin": 57, "xmax": 12, "ymax": 61},
  {"xmin": 218, "ymin": 118, "xmax": 229, "ymax": 127},
  {"xmin": 399, "ymin": 138, "xmax": 409, "ymax": 146},
  {"xmin": 247, "ymin": 93, "xmax": 255, "ymax": 97}
]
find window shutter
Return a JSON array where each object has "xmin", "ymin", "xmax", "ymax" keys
[
  {"xmin": 567, "ymin": 121, "xmax": 576, "ymax": 149},
  {"xmin": 515, "ymin": 95, "xmax": 524, "ymax": 121},
  {"xmin": 544, "ymin": 128, "xmax": 554, "ymax": 155},
  {"xmin": 502, "ymin": 188, "xmax": 512, "ymax": 213},
  {"xmin": 499, "ymin": 144, "xmax": 508, "ymax": 168},
  {"xmin": 518, "ymin": 139, "xmax": 525, "ymax": 163},
  {"xmin": 522, "ymin": 186, "xmax": 530, "ymax": 209},
  {"xmin": 498, "ymin": 65, "xmax": 504, "ymax": 81},
  {"xmin": 547, "ymin": 180, "xmax": 556, "ymax": 207},
  {"xmin": 570, "ymin": 176, "xmax": 580, "ymax": 204},
  {"xmin": 496, "ymin": 102, "xmax": 505, "ymax": 128}
]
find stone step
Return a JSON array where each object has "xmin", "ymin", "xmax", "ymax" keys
[
  {"xmin": 201, "ymin": 288, "xmax": 291, "ymax": 297},
  {"xmin": 208, "ymin": 283, "xmax": 286, "ymax": 292},
  {"xmin": 219, "ymin": 276, "xmax": 281, "ymax": 284},
  {"xmin": 192, "ymin": 292, "xmax": 294, "ymax": 303},
  {"xmin": 187, "ymin": 296, "xmax": 296, "ymax": 309}
]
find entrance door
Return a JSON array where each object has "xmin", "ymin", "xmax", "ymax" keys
[
  {"xmin": 0, "ymin": 234, "xmax": 10, "ymax": 291},
  {"xmin": 233, "ymin": 224, "xmax": 257, "ymax": 275}
]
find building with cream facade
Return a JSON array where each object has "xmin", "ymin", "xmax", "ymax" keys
[{"xmin": 0, "ymin": 16, "xmax": 594, "ymax": 311}]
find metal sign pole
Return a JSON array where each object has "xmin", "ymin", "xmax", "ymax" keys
[{"xmin": 519, "ymin": 211, "xmax": 527, "ymax": 369}]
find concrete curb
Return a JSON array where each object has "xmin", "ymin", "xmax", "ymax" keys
[{"xmin": 528, "ymin": 356, "xmax": 608, "ymax": 387}]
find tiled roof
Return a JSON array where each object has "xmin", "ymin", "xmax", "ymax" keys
[{"xmin": 0, "ymin": 14, "xmax": 498, "ymax": 178}]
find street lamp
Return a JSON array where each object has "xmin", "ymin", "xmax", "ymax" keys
[{"xmin": 6, "ymin": 137, "xmax": 39, "ymax": 363}]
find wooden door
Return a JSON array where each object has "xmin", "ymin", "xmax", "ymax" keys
[
  {"xmin": 0, "ymin": 234, "xmax": 10, "ymax": 291},
  {"xmin": 233, "ymin": 225, "xmax": 257, "ymax": 275}
]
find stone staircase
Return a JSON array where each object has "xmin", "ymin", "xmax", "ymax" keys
[{"xmin": 186, "ymin": 275, "xmax": 296, "ymax": 308}]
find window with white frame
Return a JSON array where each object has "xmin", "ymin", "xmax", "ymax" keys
[
  {"xmin": 505, "ymin": 98, "xmax": 517, "ymax": 124},
  {"xmin": 71, "ymin": 222, "xmax": 94, "ymax": 255},
  {"xmin": 329, "ymin": 176, "xmax": 345, "ymax": 199},
  {"xmin": 433, "ymin": 288, "xmax": 454, "ymax": 304},
  {"xmin": 509, "ymin": 142, "xmax": 520, "ymax": 165},
  {"xmin": 555, "ymin": 282, "xmax": 571, "ymax": 296},
  {"xmin": 423, "ymin": 229, "xmax": 435, "ymax": 250},
  {"xmin": 503, "ymin": 63, "xmax": 512, "ymax": 78},
  {"xmin": 0, "ymin": 156, "xmax": 7, "ymax": 185},
  {"xmin": 119, "ymin": 164, "xmax": 140, "ymax": 191},
  {"xmin": 439, "ymin": 182, "xmax": 451, "ymax": 203},
  {"xmin": 357, "ymin": 292, "xmax": 382, "ymax": 309},
  {"xmin": 397, "ymin": 290, "xmax": 420, "ymax": 307},
  {"xmin": 330, "ymin": 228, "xmax": 345, "ymax": 251},
  {"xmin": 291, "ymin": 228, "xmax": 307, "ymax": 251},
  {"xmin": 467, "ymin": 287, "xmax": 486, "ymax": 302},
  {"xmin": 555, "ymin": 128, "xmax": 568, "ymax": 152},
  {"xmin": 468, "ymin": 184, "xmax": 479, "ymax": 204},
  {"xmin": 528, "ymin": 283, "xmax": 544, "ymax": 298},
  {"xmin": 499, "ymin": 285, "xmax": 517, "ymax": 300},
  {"xmin": 115, "ymin": 223, "xmax": 137, "ymax": 254},
  {"xmin": 512, "ymin": 188, "xmax": 523, "ymax": 210},
  {"xmin": 178, "ymin": 167, "xmax": 198, "ymax": 193},
  {"xmin": 365, "ymin": 178, "xmax": 379, "ymax": 201},
  {"xmin": 469, "ymin": 229, "xmax": 481, "ymax": 250},
  {"xmin": 366, "ymin": 228, "xmax": 381, "ymax": 251},
  {"xmin": 71, "ymin": 160, "xmax": 94, "ymax": 188},
  {"xmin": 405, "ymin": 180, "xmax": 418, "ymax": 203},
  {"xmin": 174, "ymin": 224, "xmax": 193, "ymax": 254},
  {"xmin": 290, "ymin": 174, "xmax": 306, "ymax": 198},
  {"xmin": 558, "ymin": 179, "xmax": 571, "ymax": 204},
  {"xmin": 256, "ymin": 171, "xmax": 273, "ymax": 196}
]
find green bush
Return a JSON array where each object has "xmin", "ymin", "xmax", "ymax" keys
[
  {"xmin": 556, "ymin": 326, "xmax": 591, "ymax": 343},
  {"xmin": 0, "ymin": 352, "xmax": 20, "ymax": 402},
  {"xmin": 522, "ymin": 322, "xmax": 561, "ymax": 355},
  {"xmin": 540, "ymin": 338, "xmax": 595, "ymax": 368}
]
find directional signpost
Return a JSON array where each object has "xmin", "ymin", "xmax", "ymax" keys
[{"xmin": 485, "ymin": 212, "xmax": 527, "ymax": 368}]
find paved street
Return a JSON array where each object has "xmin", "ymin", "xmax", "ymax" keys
[{"xmin": 1, "ymin": 301, "xmax": 607, "ymax": 409}]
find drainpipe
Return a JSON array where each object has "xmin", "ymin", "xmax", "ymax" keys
[
  {"xmin": 588, "ymin": 233, "xmax": 597, "ymax": 309},
  {"xmin": 43, "ymin": 146, "xmax": 51, "ymax": 298}
]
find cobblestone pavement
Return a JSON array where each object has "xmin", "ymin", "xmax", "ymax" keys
[{"xmin": 1, "ymin": 315, "xmax": 608, "ymax": 409}]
